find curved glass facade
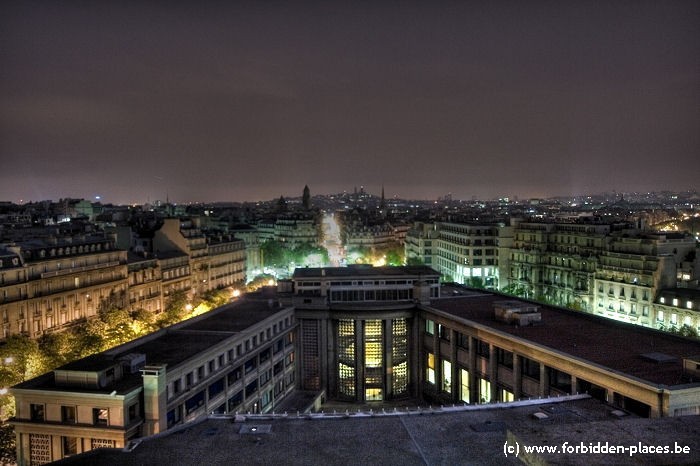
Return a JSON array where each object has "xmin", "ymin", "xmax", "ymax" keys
[{"xmin": 335, "ymin": 317, "xmax": 409, "ymax": 401}]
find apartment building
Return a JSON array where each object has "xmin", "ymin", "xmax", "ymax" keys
[
  {"xmin": 404, "ymin": 222, "xmax": 439, "ymax": 267},
  {"xmin": 154, "ymin": 218, "xmax": 246, "ymax": 295},
  {"xmin": 126, "ymin": 253, "xmax": 162, "ymax": 315},
  {"xmin": 654, "ymin": 288, "xmax": 700, "ymax": 331},
  {"xmin": 11, "ymin": 294, "xmax": 297, "ymax": 465},
  {"xmin": 420, "ymin": 292, "xmax": 700, "ymax": 418},
  {"xmin": 506, "ymin": 222, "xmax": 611, "ymax": 309},
  {"xmin": 0, "ymin": 235, "xmax": 128, "ymax": 340},
  {"xmin": 434, "ymin": 223, "xmax": 501, "ymax": 288},
  {"xmin": 344, "ymin": 223, "xmax": 396, "ymax": 252},
  {"xmin": 11, "ymin": 266, "xmax": 700, "ymax": 465}
]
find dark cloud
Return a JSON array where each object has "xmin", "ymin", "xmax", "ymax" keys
[{"xmin": 1, "ymin": 1, "xmax": 699, "ymax": 203}]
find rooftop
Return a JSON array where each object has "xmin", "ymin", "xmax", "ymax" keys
[
  {"xmin": 293, "ymin": 265, "xmax": 440, "ymax": 279},
  {"xmin": 51, "ymin": 396, "xmax": 700, "ymax": 465},
  {"xmin": 428, "ymin": 291, "xmax": 700, "ymax": 387},
  {"xmin": 13, "ymin": 296, "xmax": 290, "ymax": 393}
]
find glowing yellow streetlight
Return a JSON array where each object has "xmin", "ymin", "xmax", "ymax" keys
[
  {"xmin": 232, "ymin": 289, "xmax": 241, "ymax": 298},
  {"xmin": 185, "ymin": 304, "xmax": 193, "ymax": 312}
]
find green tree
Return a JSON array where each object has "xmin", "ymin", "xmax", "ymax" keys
[
  {"xmin": 385, "ymin": 243, "xmax": 405, "ymax": 265},
  {"xmin": 246, "ymin": 274, "xmax": 276, "ymax": 291},
  {"xmin": 501, "ymin": 283, "xmax": 527, "ymax": 298},
  {"xmin": 465, "ymin": 277, "xmax": 485, "ymax": 289},
  {"xmin": 157, "ymin": 290, "xmax": 189, "ymax": 328},
  {"xmin": 73, "ymin": 319, "xmax": 108, "ymax": 357},
  {"xmin": 406, "ymin": 256, "xmax": 424, "ymax": 266},
  {"xmin": 261, "ymin": 240, "xmax": 287, "ymax": 268},
  {"xmin": 0, "ymin": 424, "xmax": 16, "ymax": 465},
  {"xmin": 0, "ymin": 335, "xmax": 46, "ymax": 385},
  {"xmin": 38, "ymin": 332, "xmax": 74, "ymax": 370}
]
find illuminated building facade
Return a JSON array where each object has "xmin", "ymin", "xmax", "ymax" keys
[
  {"xmin": 292, "ymin": 266, "xmax": 440, "ymax": 401},
  {"xmin": 0, "ymin": 235, "xmax": 128, "ymax": 340},
  {"xmin": 11, "ymin": 266, "xmax": 700, "ymax": 465},
  {"xmin": 11, "ymin": 296, "xmax": 297, "ymax": 465}
]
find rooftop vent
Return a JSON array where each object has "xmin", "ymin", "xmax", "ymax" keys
[
  {"xmin": 494, "ymin": 301, "xmax": 541, "ymax": 326},
  {"xmin": 118, "ymin": 353, "xmax": 147, "ymax": 373},
  {"xmin": 683, "ymin": 357, "xmax": 700, "ymax": 378},
  {"xmin": 239, "ymin": 424, "xmax": 272, "ymax": 435},
  {"xmin": 639, "ymin": 352, "xmax": 677, "ymax": 364}
]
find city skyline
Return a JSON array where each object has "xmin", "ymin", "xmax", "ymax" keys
[{"xmin": 2, "ymin": 1, "xmax": 699, "ymax": 205}]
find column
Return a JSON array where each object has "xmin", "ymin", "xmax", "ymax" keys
[
  {"xmin": 383, "ymin": 319, "xmax": 393, "ymax": 399},
  {"xmin": 141, "ymin": 364, "xmax": 167, "ymax": 435},
  {"xmin": 539, "ymin": 364, "xmax": 548, "ymax": 398},
  {"xmin": 489, "ymin": 344, "xmax": 498, "ymax": 403},
  {"xmin": 468, "ymin": 336, "xmax": 478, "ymax": 403},
  {"xmin": 450, "ymin": 329, "xmax": 458, "ymax": 401},
  {"xmin": 512, "ymin": 354, "xmax": 522, "ymax": 400},
  {"xmin": 355, "ymin": 319, "xmax": 364, "ymax": 402}
]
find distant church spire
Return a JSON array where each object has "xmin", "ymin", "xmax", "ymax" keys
[{"xmin": 302, "ymin": 185, "xmax": 311, "ymax": 210}]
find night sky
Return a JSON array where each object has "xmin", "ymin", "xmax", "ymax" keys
[{"xmin": 2, "ymin": 1, "xmax": 699, "ymax": 204}]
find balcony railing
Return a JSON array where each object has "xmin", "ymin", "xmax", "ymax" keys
[{"xmin": 40, "ymin": 261, "xmax": 123, "ymax": 279}]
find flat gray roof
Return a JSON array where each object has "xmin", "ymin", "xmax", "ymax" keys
[
  {"xmin": 51, "ymin": 397, "xmax": 700, "ymax": 465},
  {"xmin": 13, "ymin": 297, "xmax": 290, "ymax": 393},
  {"xmin": 293, "ymin": 265, "xmax": 440, "ymax": 279},
  {"xmin": 428, "ymin": 292, "xmax": 700, "ymax": 387}
]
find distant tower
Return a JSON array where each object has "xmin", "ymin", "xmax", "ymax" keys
[
  {"xmin": 302, "ymin": 185, "xmax": 311, "ymax": 210},
  {"xmin": 277, "ymin": 195, "xmax": 288, "ymax": 213},
  {"xmin": 379, "ymin": 185, "xmax": 387, "ymax": 218}
]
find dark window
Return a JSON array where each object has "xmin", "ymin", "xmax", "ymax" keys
[
  {"xmin": 208, "ymin": 377, "xmax": 225, "ymax": 399},
  {"xmin": 128, "ymin": 403, "xmax": 139, "ymax": 423},
  {"xmin": 173, "ymin": 379, "xmax": 182, "ymax": 394},
  {"xmin": 61, "ymin": 406, "xmax": 76, "ymax": 424},
  {"xmin": 438, "ymin": 324, "xmax": 450, "ymax": 341},
  {"xmin": 273, "ymin": 361, "xmax": 284, "ymax": 375},
  {"xmin": 227, "ymin": 390, "xmax": 243, "ymax": 412},
  {"xmin": 62, "ymin": 436, "xmax": 78, "ymax": 456},
  {"xmin": 228, "ymin": 366, "xmax": 242, "ymax": 385},
  {"xmin": 185, "ymin": 390, "xmax": 205, "ymax": 415},
  {"xmin": 246, "ymin": 380, "xmax": 258, "ymax": 397},
  {"xmin": 218, "ymin": 354, "xmax": 225, "ymax": 367},
  {"xmin": 197, "ymin": 366, "xmax": 205, "ymax": 380},
  {"xmin": 186, "ymin": 372, "xmax": 193, "ymax": 388},
  {"xmin": 30, "ymin": 403, "xmax": 44, "ymax": 421},
  {"xmin": 497, "ymin": 348, "xmax": 513, "ymax": 369},
  {"xmin": 457, "ymin": 332, "xmax": 469, "ymax": 349},
  {"xmin": 208, "ymin": 360, "xmax": 215, "ymax": 373},
  {"xmin": 244, "ymin": 357, "xmax": 257, "ymax": 374},
  {"xmin": 260, "ymin": 369, "xmax": 272, "ymax": 386},
  {"xmin": 274, "ymin": 339, "xmax": 284, "ymax": 354},
  {"xmin": 476, "ymin": 340, "xmax": 490, "ymax": 359},
  {"xmin": 521, "ymin": 358, "xmax": 540, "ymax": 381},
  {"xmin": 549, "ymin": 368, "xmax": 571, "ymax": 391}
]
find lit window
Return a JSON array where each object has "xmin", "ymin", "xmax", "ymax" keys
[
  {"xmin": 671, "ymin": 314, "xmax": 678, "ymax": 325},
  {"xmin": 93, "ymin": 408, "xmax": 108, "ymax": 426},
  {"xmin": 672, "ymin": 298, "xmax": 679, "ymax": 307},
  {"xmin": 425, "ymin": 319, "xmax": 434, "ymax": 335},
  {"xmin": 688, "ymin": 301, "xmax": 693, "ymax": 309},
  {"xmin": 479, "ymin": 378, "xmax": 491, "ymax": 403},
  {"xmin": 660, "ymin": 297, "xmax": 665, "ymax": 304},
  {"xmin": 460, "ymin": 369, "xmax": 470, "ymax": 403},
  {"xmin": 427, "ymin": 353, "xmax": 435, "ymax": 384},
  {"xmin": 442, "ymin": 360, "xmax": 452, "ymax": 393},
  {"xmin": 657, "ymin": 311, "xmax": 664, "ymax": 322}
]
